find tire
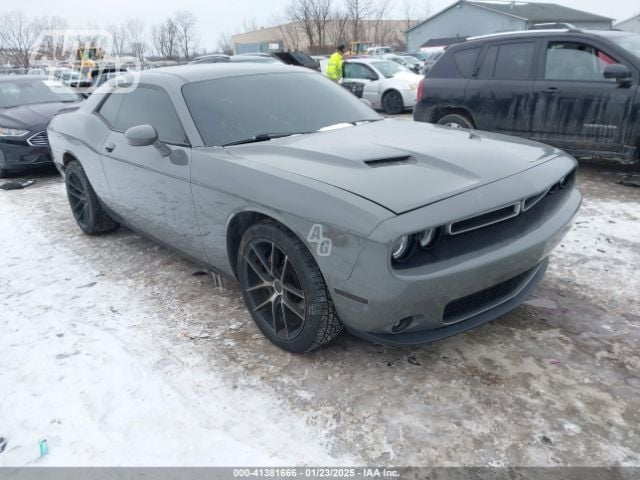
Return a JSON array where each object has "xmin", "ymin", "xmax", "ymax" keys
[
  {"xmin": 436, "ymin": 113, "xmax": 475, "ymax": 129},
  {"xmin": 237, "ymin": 222, "xmax": 343, "ymax": 353},
  {"xmin": 65, "ymin": 160, "xmax": 119, "ymax": 235},
  {"xmin": 381, "ymin": 90, "xmax": 404, "ymax": 115}
]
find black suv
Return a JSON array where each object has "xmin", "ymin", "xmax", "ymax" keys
[{"xmin": 414, "ymin": 29, "xmax": 640, "ymax": 164}]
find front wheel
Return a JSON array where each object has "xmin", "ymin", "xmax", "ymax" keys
[
  {"xmin": 382, "ymin": 90, "xmax": 404, "ymax": 115},
  {"xmin": 237, "ymin": 222, "xmax": 343, "ymax": 353},
  {"xmin": 65, "ymin": 160, "xmax": 119, "ymax": 235}
]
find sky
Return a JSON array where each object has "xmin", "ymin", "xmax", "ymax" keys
[{"xmin": 9, "ymin": 0, "xmax": 640, "ymax": 51}]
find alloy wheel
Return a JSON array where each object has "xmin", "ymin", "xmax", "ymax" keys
[
  {"xmin": 66, "ymin": 170, "xmax": 90, "ymax": 230},
  {"xmin": 242, "ymin": 239, "xmax": 307, "ymax": 341}
]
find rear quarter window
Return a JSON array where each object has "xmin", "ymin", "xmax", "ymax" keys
[
  {"xmin": 453, "ymin": 48, "xmax": 481, "ymax": 78},
  {"xmin": 427, "ymin": 50, "xmax": 460, "ymax": 78}
]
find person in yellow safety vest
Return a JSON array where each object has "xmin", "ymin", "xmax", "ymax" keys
[{"xmin": 326, "ymin": 45, "xmax": 346, "ymax": 82}]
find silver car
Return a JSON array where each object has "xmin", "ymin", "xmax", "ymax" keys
[
  {"xmin": 341, "ymin": 58, "xmax": 423, "ymax": 114},
  {"xmin": 47, "ymin": 64, "xmax": 581, "ymax": 353}
]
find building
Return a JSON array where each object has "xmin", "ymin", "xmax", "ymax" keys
[
  {"xmin": 615, "ymin": 14, "xmax": 640, "ymax": 34},
  {"xmin": 406, "ymin": 0, "xmax": 614, "ymax": 52},
  {"xmin": 232, "ymin": 20, "xmax": 413, "ymax": 55}
]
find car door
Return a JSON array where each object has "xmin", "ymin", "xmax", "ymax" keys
[
  {"xmin": 96, "ymin": 84, "xmax": 204, "ymax": 260},
  {"xmin": 464, "ymin": 41, "xmax": 537, "ymax": 136},
  {"xmin": 341, "ymin": 62, "xmax": 380, "ymax": 106},
  {"xmin": 530, "ymin": 39, "xmax": 636, "ymax": 154}
]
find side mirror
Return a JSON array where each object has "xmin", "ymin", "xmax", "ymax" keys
[
  {"xmin": 125, "ymin": 124, "xmax": 157, "ymax": 146},
  {"xmin": 125, "ymin": 124, "xmax": 171, "ymax": 156},
  {"xmin": 603, "ymin": 63, "xmax": 632, "ymax": 82}
]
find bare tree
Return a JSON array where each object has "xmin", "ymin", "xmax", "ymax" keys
[
  {"xmin": 325, "ymin": 11, "xmax": 350, "ymax": 50},
  {"xmin": 0, "ymin": 11, "xmax": 38, "ymax": 68},
  {"xmin": 287, "ymin": 0, "xmax": 317, "ymax": 49},
  {"xmin": 309, "ymin": 0, "xmax": 332, "ymax": 51},
  {"xmin": 174, "ymin": 10, "xmax": 198, "ymax": 60},
  {"xmin": 29, "ymin": 16, "xmax": 68, "ymax": 63},
  {"xmin": 344, "ymin": 0, "xmax": 375, "ymax": 44},
  {"xmin": 108, "ymin": 23, "xmax": 128, "ymax": 58},
  {"xmin": 124, "ymin": 18, "xmax": 147, "ymax": 61},
  {"xmin": 279, "ymin": 21, "xmax": 304, "ymax": 51},
  {"xmin": 286, "ymin": 0, "xmax": 334, "ymax": 53},
  {"xmin": 216, "ymin": 31, "xmax": 234, "ymax": 55},
  {"xmin": 369, "ymin": 0, "xmax": 393, "ymax": 46},
  {"xmin": 151, "ymin": 18, "xmax": 179, "ymax": 60}
]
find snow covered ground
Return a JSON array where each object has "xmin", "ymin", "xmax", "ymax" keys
[{"xmin": 0, "ymin": 165, "xmax": 639, "ymax": 467}]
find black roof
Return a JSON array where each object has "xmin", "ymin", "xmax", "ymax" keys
[
  {"xmin": 420, "ymin": 37, "xmax": 467, "ymax": 48},
  {"xmin": 408, "ymin": 1, "xmax": 613, "ymax": 33},
  {"xmin": 466, "ymin": 1, "xmax": 613, "ymax": 23}
]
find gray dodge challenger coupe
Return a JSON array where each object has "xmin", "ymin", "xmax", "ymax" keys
[{"xmin": 47, "ymin": 64, "xmax": 581, "ymax": 353}]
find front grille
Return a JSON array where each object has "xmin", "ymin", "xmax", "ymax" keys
[
  {"xmin": 442, "ymin": 267, "xmax": 534, "ymax": 323},
  {"xmin": 445, "ymin": 168, "xmax": 577, "ymax": 237},
  {"xmin": 448, "ymin": 203, "xmax": 520, "ymax": 235},
  {"xmin": 27, "ymin": 131, "xmax": 49, "ymax": 147}
]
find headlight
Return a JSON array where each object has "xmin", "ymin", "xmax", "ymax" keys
[
  {"xmin": 0, "ymin": 127, "xmax": 29, "ymax": 137},
  {"xmin": 419, "ymin": 228, "xmax": 437, "ymax": 248},
  {"xmin": 391, "ymin": 235, "xmax": 411, "ymax": 260}
]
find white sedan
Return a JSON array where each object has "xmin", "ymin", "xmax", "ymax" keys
[{"xmin": 339, "ymin": 58, "xmax": 422, "ymax": 114}]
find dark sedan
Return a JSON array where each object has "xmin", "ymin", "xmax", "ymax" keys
[{"xmin": 0, "ymin": 76, "xmax": 83, "ymax": 177}]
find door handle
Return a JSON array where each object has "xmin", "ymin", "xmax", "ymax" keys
[
  {"xmin": 542, "ymin": 87, "xmax": 558, "ymax": 94},
  {"xmin": 104, "ymin": 142, "xmax": 115, "ymax": 152}
]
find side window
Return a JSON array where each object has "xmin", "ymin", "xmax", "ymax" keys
[
  {"xmin": 545, "ymin": 42, "xmax": 617, "ymax": 82},
  {"xmin": 97, "ymin": 93, "xmax": 123, "ymax": 127},
  {"xmin": 454, "ymin": 48, "xmax": 480, "ymax": 78},
  {"xmin": 494, "ymin": 42, "xmax": 535, "ymax": 80},
  {"xmin": 344, "ymin": 63, "xmax": 376, "ymax": 80},
  {"xmin": 478, "ymin": 45, "xmax": 498, "ymax": 78},
  {"xmin": 343, "ymin": 63, "xmax": 355, "ymax": 79},
  {"xmin": 113, "ymin": 86, "xmax": 188, "ymax": 145}
]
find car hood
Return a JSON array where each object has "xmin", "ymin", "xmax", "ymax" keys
[
  {"xmin": 0, "ymin": 101, "xmax": 83, "ymax": 130},
  {"xmin": 226, "ymin": 119, "xmax": 563, "ymax": 214}
]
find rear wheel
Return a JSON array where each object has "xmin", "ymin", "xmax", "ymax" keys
[
  {"xmin": 437, "ymin": 113, "xmax": 474, "ymax": 129},
  {"xmin": 65, "ymin": 160, "xmax": 119, "ymax": 235},
  {"xmin": 382, "ymin": 90, "xmax": 404, "ymax": 115},
  {"xmin": 237, "ymin": 222, "xmax": 342, "ymax": 353}
]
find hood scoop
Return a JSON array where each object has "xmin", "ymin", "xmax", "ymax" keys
[{"xmin": 364, "ymin": 155, "xmax": 416, "ymax": 168}]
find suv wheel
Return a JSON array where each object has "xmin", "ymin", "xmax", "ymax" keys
[
  {"xmin": 237, "ymin": 222, "xmax": 343, "ymax": 353},
  {"xmin": 437, "ymin": 113, "xmax": 474, "ymax": 129}
]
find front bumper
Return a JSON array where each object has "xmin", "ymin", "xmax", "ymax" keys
[
  {"xmin": 328, "ymin": 159, "xmax": 581, "ymax": 345},
  {"xmin": 400, "ymin": 88, "xmax": 417, "ymax": 109},
  {"xmin": 0, "ymin": 139, "xmax": 52, "ymax": 172}
]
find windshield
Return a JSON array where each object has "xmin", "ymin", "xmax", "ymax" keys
[
  {"xmin": 370, "ymin": 61, "xmax": 406, "ymax": 78},
  {"xmin": 0, "ymin": 79, "xmax": 82, "ymax": 108},
  {"xmin": 182, "ymin": 72, "xmax": 381, "ymax": 147},
  {"xmin": 401, "ymin": 56, "xmax": 421, "ymax": 65},
  {"xmin": 608, "ymin": 33, "xmax": 640, "ymax": 60}
]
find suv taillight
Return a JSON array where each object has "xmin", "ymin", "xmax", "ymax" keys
[{"xmin": 417, "ymin": 80, "xmax": 424, "ymax": 102}]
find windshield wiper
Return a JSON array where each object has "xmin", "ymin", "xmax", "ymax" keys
[
  {"xmin": 352, "ymin": 118, "xmax": 383, "ymax": 124},
  {"xmin": 222, "ymin": 132, "xmax": 309, "ymax": 147}
]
